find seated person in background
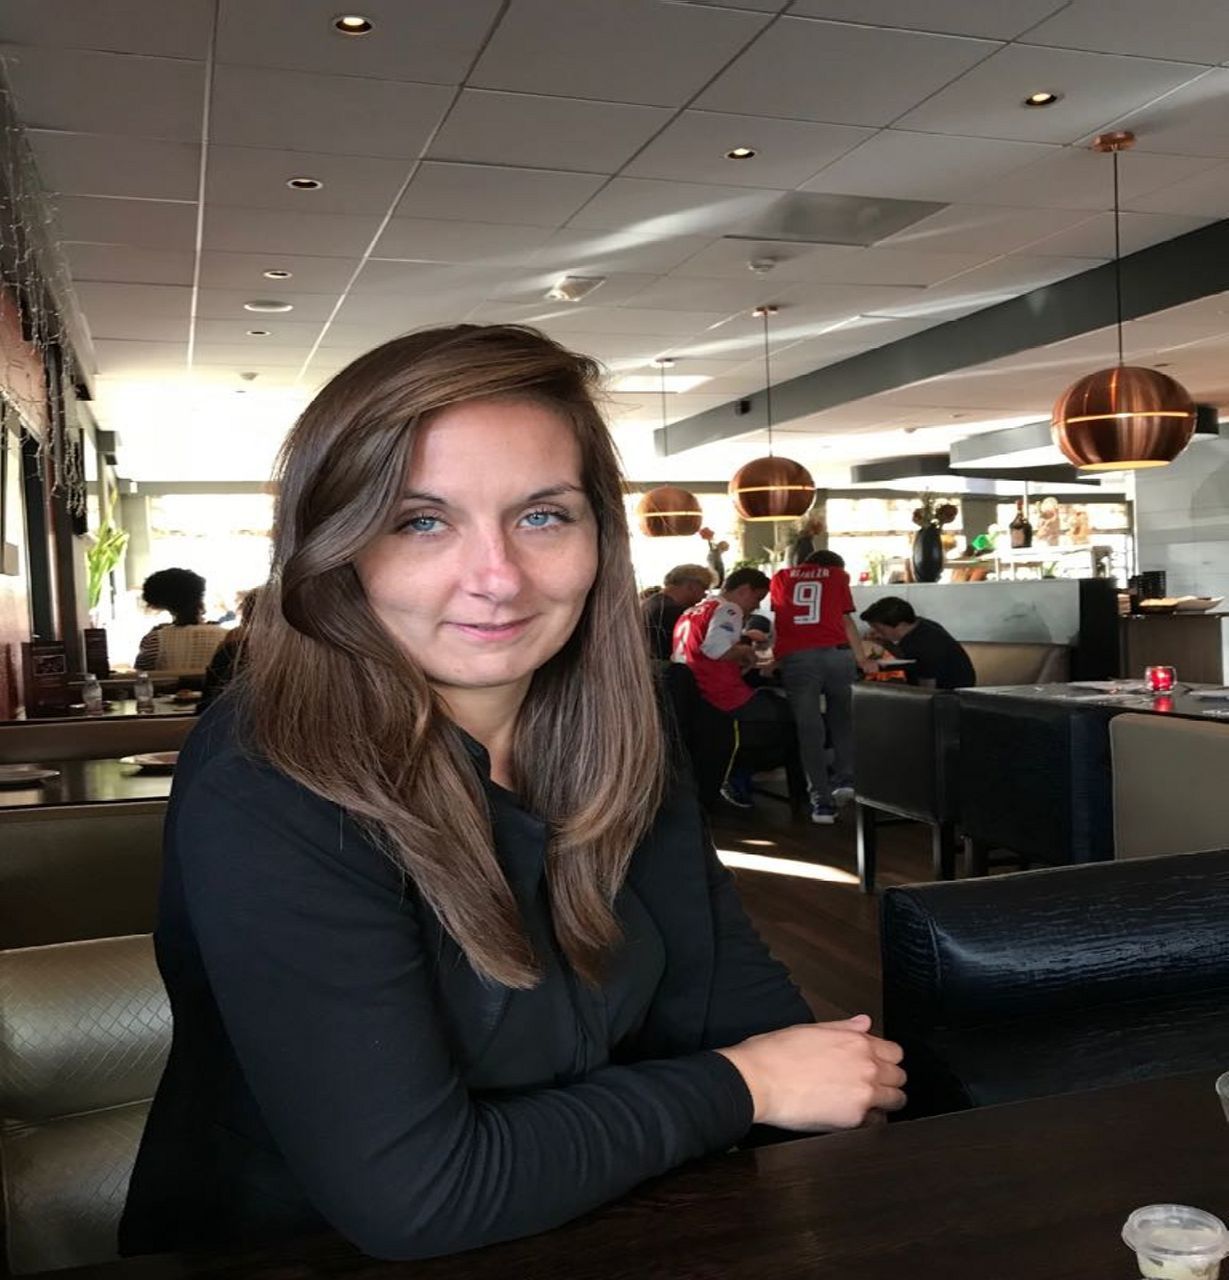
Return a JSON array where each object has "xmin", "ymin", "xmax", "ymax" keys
[
  {"xmin": 134, "ymin": 568, "xmax": 226, "ymax": 672},
  {"xmin": 641, "ymin": 563, "xmax": 712, "ymax": 661},
  {"xmin": 120, "ymin": 324, "xmax": 905, "ymax": 1263},
  {"xmin": 673, "ymin": 567, "xmax": 792, "ymax": 809},
  {"xmin": 197, "ymin": 585, "xmax": 266, "ymax": 714},
  {"xmin": 860, "ymin": 596, "xmax": 976, "ymax": 689}
]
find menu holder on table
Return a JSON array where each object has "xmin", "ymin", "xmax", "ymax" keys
[{"xmin": 20, "ymin": 640, "xmax": 70, "ymax": 718}]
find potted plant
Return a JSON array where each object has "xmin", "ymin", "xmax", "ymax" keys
[
  {"xmin": 910, "ymin": 494, "xmax": 958, "ymax": 583},
  {"xmin": 85, "ymin": 521, "xmax": 130, "ymax": 624}
]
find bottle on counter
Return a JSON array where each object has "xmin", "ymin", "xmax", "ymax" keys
[
  {"xmin": 134, "ymin": 671, "xmax": 155, "ymax": 715},
  {"xmin": 1009, "ymin": 499, "xmax": 1033, "ymax": 550},
  {"xmin": 82, "ymin": 673, "xmax": 104, "ymax": 717}
]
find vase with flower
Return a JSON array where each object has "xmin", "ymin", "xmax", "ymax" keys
[{"xmin": 910, "ymin": 494, "xmax": 958, "ymax": 583}]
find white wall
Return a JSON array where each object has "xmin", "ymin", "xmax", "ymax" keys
[{"xmin": 1135, "ymin": 437, "xmax": 1229, "ymax": 602}]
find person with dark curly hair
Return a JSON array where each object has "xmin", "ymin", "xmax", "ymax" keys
[{"xmin": 134, "ymin": 567, "xmax": 226, "ymax": 672}]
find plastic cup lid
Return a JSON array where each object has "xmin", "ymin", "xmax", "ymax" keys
[{"xmin": 1123, "ymin": 1205, "xmax": 1229, "ymax": 1260}]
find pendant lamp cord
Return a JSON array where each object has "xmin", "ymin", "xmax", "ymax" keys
[
  {"xmin": 1113, "ymin": 147, "xmax": 1124, "ymax": 366},
  {"xmin": 761, "ymin": 307, "xmax": 774, "ymax": 456},
  {"xmin": 659, "ymin": 361, "xmax": 669, "ymax": 452}
]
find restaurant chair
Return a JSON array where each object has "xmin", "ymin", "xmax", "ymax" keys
[
  {"xmin": 0, "ymin": 804, "xmax": 164, "ymax": 949},
  {"xmin": 851, "ymin": 683, "xmax": 960, "ymax": 893},
  {"xmin": 962, "ymin": 641, "xmax": 1069, "ymax": 687},
  {"xmin": 0, "ymin": 715, "xmax": 195, "ymax": 765},
  {"xmin": 660, "ymin": 663, "xmax": 736, "ymax": 811},
  {"xmin": 0, "ymin": 934, "xmax": 171, "ymax": 1274},
  {"xmin": 1111, "ymin": 713, "xmax": 1229, "ymax": 858},
  {"xmin": 880, "ymin": 849, "xmax": 1229, "ymax": 1120},
  {"xmin": 955, "ymin": 694, "xmax": 1114, "ymax": 874}
]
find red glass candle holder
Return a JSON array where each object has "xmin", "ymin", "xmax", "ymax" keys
[{"xmin": 1145, "ymin": 665, "xmax": 1177, "ymax": 693}]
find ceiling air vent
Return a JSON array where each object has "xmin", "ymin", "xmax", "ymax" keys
[{"xmin": 724, "ymin": 191, "xmax": 945, "ymax": 248}]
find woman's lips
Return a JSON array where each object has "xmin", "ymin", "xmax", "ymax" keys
[{"xmin": 448, "ymin": 618, "xmax": 532, "ymax": 642}]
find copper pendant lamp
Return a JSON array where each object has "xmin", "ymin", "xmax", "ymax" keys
[
  {"xmin": 729, "ymin": 306, "xmax": 815, "ymax": 521},
  {"xmin": 636, "ymin": 360, "xmax": 703, "ymax": 537},
  {"xmin": 1052, "ymin": 131, "xmax": 1196, "ymax": 471}
]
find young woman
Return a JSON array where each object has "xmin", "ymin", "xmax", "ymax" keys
[
  {"xmin": 133, "ymin": 567, "xmax": 225, "ymax": 671},
  {"xmin": 119, "ymin": 325, "xmax": 904, "ymax": 1261}
]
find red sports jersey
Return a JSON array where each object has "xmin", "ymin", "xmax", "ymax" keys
[
  {"xmin": 671, "ymin": 596, "xmax": 752, "ymax": 713},
  {"xmin": 770, "ymin": 564, "xmax": 855, "ymax": 658}
]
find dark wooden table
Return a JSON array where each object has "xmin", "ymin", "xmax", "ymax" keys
[
  {"xmin": 0, "ymin": 757, "xmax": 173, "ymax": 811},
  {"xmin": 966, "ymin": 680, "xmax": 1229, "ymax": 722},
  {"xmin": 63, "ymin": 1071, "xmax": 1229, "ymax": 1280}
]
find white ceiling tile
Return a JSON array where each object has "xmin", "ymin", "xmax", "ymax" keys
[
  {"xmin": 881, "ymin": 203, "xmax": 1095, "ymax": 255},
  {"xmin": 372, "ymin": 219, "xmax": 553, "ymax": 264},
  {"xmin": 91, "ymin": 339, "xmax": 187, "ymax": 373},
  {"xmin": 1021, "ymin": 0, "xmax": 1229, "ymax": 65},
  {"xmin": 624, "ymin": 112, "xmax": 874, "ymax": 188},
  {"xmin": 215, "ymin": 0, "xmax": 501, "ymax": 84},
  {"xmin": 88, "ymin": 312, "xmax": 190, "ymax": 342},
  {"xmin": 194, "ymin": 287, "xmax": 340, "ymax": 323},
  {"xmin": 202, "ymin": 205, "xmax": 381, "ymax": 256},
  {"xmin": 0, "ymin": 0, "xmax": 213, "ymax": 58},
  {"xmin": 54, "ymin": 196, "xmax": 198, "ymax": 250},
  {"xmin": 566, "ymin": 177, "xmax": 779, "ymax": 234},
  {"xmin": 508, "ymin": 305, "xmax": 729, "ymax": 336},
  {"xmin": 206, "ymin": 146, "xmax": 411, "ymax": 215},
  {"xmin": 487, "ymin": 273, "xmax": 659, "ymax": 307},
  {"xmin": 896, "ymin": 46, "xmax": 1208, "ymax": 144},
  {"xmin": 802, "ymin": 130, "xmax": 1055, "ymax": 202},
  {"xmin": 1128, "ymin": 162, "xmax": 1229, "ymax": 216},
  {"xmin": 529, "ymin": 228, "xmax": 716, "ymax": 275},
  {"xmin": 668, "ymin": 238, "xmax": 990, "ymax": 285},
  {"xmin": 191, "ymin": 344, "xmax": 311, "ymax": 367},
  {"xmin": 0, "ymin": 46, "xmax": 205, "ymax": 141},
  {"xmin": 786, "ymin": 0, "xmax": 1068, "ymax": 40},
  {"xmin": 346, "ymin": 260, "xmax": 504, "ymax": 298},
  {"xmin": 1114, "ymin": 70, "xmax": 1229, "ymax": 160},
  {"xmin": 696, "ymin": 18, "xmax": 999, "ymax": 126},
  {"xmin": 333, "ymin": 293, "xmax": 484, "ymax": 328},
  {"xmin": 197, "ymin": 251, "xmax": 358, "ymax": 293},
  {"xmin": 192, "ymin": 318, "xmax": 323, "ymax": 347},
  {"xmin": 471, "ymin": 0, "xmax": 769, "ymax": 107},
  {"xmin": 64, "ymin": 243, "xmax": 196, "ymax": 286},
  {"xmin": 428, "ymin": 90, "xmax": 672, "ymax": 174},
  {"xmin": 27, "ymin": 130, "xmax": 200, "ymax": 201},
  {"xmin": 210, "ymin": 65, "xmax": 452, "ymax": 158},
  {"xmin": 622, "ymin": 275, "xmax": 779, "ymax": 313},
  {"xmin": 530, "ymin": 329, "xmax": 695, "ymax": 363},
  {"xmin": 75, "ymin": 281, "xmax": 192, "ymax": 318},
  {"xmin": 394, "ymin": 162, "xmax": 606, "ymax": 227},
  {"xmin": 1025, "ymin": 210, "xmax": 1215, "ymax": 257},
  {"xmin": 974, "ymin": 147, "xmax": 1220, "ymax": 212}
]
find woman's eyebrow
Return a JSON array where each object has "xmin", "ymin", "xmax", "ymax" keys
[{"xmin": 397, "ymin": 483, "xmax": 584, "ymax": 505}]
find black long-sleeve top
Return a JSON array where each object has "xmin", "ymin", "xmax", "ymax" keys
[{"xmin": 119, "ymin": 698, "xmax": 812, "ymax": 1261}]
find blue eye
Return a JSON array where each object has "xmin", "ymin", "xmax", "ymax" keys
[
  {"xmin": 521, "ymin": 508, "xmax": 571, "ymax": 529},
  {"xmin": 403, "ymin": 514, "xmax": 444, "ymax": 535}
]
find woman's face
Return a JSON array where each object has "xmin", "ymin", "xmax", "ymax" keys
[{"xmin": 354, "ymin": 397, "xmax": 599, "ymax": 700}]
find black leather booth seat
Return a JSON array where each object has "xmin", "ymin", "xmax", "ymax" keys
[{"xmin": 882, "ymin": 849, "xmax": 1229, "ymax": 1119}]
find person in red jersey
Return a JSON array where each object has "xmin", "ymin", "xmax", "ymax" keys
[
  {"xmin": 769, "ymin": 550, "xmax": 877, "ymax": 825},
  {"xmin": 672, "ymin": 567, "xmax": 790, "ymax": 808}
]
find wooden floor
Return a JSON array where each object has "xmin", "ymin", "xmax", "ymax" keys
[{"xmin": 712, "ymin": 792, "xmax": 936, "ymax": 1027}]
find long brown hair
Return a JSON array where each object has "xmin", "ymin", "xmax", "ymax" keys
[{"xmin": 239, "ymin": 325, "xmax": 664, "ymax": 988}]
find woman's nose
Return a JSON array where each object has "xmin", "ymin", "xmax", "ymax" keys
[{"xmin": 461, "ymin": 527, "xmax": 523, "ymax": 601}]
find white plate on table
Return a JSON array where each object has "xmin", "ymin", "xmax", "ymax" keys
[
  {"xmin": 1189, "ymin": 688, "xmax": 1229, "ymax": 701},
  {"xmin": 0, "ymin": 763, "xmax": 61, "ymax": 788},
  {"xmin": 876, "ymin": 657, "xmax": 916, "ymax": 668},
  {"xmin": 121, "ymin": 752, "xmax": 180, "ymax": 772}
]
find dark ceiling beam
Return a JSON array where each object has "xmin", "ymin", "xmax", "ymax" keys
[{"xmin": 657, "ymin": 215, "xmax": 1229, "ymax": 456}]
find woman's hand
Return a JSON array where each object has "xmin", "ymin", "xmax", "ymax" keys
[{"xmin": 715, "ymin": 1015, "xmax": 905, "ymax": 1131}]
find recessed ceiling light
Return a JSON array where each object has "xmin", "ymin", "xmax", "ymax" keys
[
  {"xmin": 263, "ymin": 269, "xmax": 293, "ymax": 280},
  {"xmin": 246, "ymin": 329, "xmax": 270, "ymax": 337},
  {"xmin": 545, "ymin": 275, "xmax": 607, "ymax": 302},
  {"xmin": 287, "ymin": 176, "xmax": 323, "ymax": 191},
  {"xmin": 243, "ymin": 300, "xmax": 294, "ymax": 313},
  {"xmin": 726, "ymin": 146, "xmax": 756, "ymax": 160},
  {"xmin": 333, "ymin": 14, "xmax": 373, "ymax": 34},
  {"xmin": 1023, "ymin": 90, "xmax": 1061, "ymax": 107}
]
